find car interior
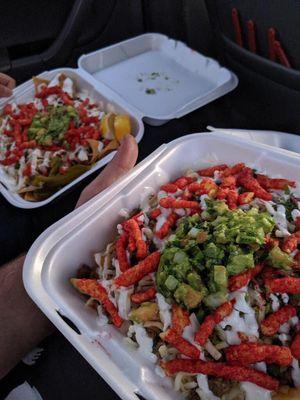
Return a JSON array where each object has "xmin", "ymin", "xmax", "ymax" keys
[{"xmin": 1, "ymin": 1, "xmax": 300, "ymax": 399}]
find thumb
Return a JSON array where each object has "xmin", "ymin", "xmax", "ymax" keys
[
  {"xmin": 76, "ymin": 135, "xmax": 138, "ymax": 208},
  {"xmin": 0, "ymin": 85, "xmax": 13, "ymax": 98}
]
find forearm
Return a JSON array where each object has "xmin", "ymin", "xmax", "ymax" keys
[{"xmin": 0, "ymin": 254, "xmax": 53, "ymax": 379}]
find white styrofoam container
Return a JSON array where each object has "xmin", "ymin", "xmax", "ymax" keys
[
  {"xmin": 78, "ymin": 33, "xmax": 238, "ymax": 126},
  {"xmin": 0, "ymin": 34, "xmax": 237, "ymax": 208},
  {"xmin": 23, "ymin": 131, "xmax": 300, "ymax": 400},
  {"xmin": 0, "ymin": 68, "xmax": 144, "ymax": 209}
]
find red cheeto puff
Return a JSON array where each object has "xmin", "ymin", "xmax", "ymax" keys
[
  {"xmin": 237, "ymin": 167, "xmax": 273, "ymax": 201},
  {"xmin": 226, "ymin": 189, "xmax": 238, "ymax": 210},
  {"xmin": 171, "ymin": 304, "xmax": 190, "ymax": 335},
  {"xmin": 225, "ymin": 342, "xmax": 292, "ymax": 366},
  {"xmin": 116, "ymin": 235, "xmax": 130, "ymax": 272},
  {"xmin": 256, "ymin": 174, "xmax": 296, "ymax": 190},
  {"xmin": 155, "ymin": 212, "xmax": 178, "ymax": 239},
  {"xmin": 238, "ymin": 191, "xmax": 254, "ymax": 205},
  {"xmin": 195, "ymin": 300, "xmax": 235, "ymax": 345},
  {"xmin": 261, "ymin": 305, "xmax": 297, "ymax": 336},
  {"xmin": 131, "ymin": 287, "xmax": 156, "ymax": 304},
  {"xmin": 123, "ymin": 219, "xmax": 147, "ymax": 259},
  {"xmin": 189, "ymin": 179, "xmax": 219, "ymax": 197},
  {"xmin": 291, "ymin": 332, "xmax": 300, "ymax": 360},
  {"xmin": 228, "ymin": 264, "xmax": 264, "ymax": 292},
  {"xmin": 150, "ymin": 208, "xmax": 161, "ymax": 219},
  {"xmin": 172, "ymin": 176, "xmax": 195, "ymax": 190},
  {"xmin": 160, "ymin": 183, "xmax": 178, "ymax": 193},
  {"xmin": 114, "ymin": 251, "xmax": 161, "ymax": 287},
  {"xmin": 161, "ymin": 329, "xmax": 200, "ymax": 359},
  {"xmin": 216, "ymin": 187, "xmax": 229, "ymax": 200},
  {"xmin": 70, "ymin": 279, "xmax": 123, "ymax": 328},
  {"xmin": 266, "ymin": 276, "xmax": 300, "ymax": 294},
  {"xmin": 159, "ymin": 196, "xmax": 200, "ymax": 209},
  {"xmin": 282, "ymin": 231, "xmax": 300, "ymax": 253},
  {"xmin": 161, "ymin": 359, "xmax": 279, "ymax": 391},
  {"xmin": 198, "ymin": 164, "xmax": 228, "ymax": 177},
  {"xmin": 220, "ymin": 175, "xmax": 236, "ymax": 188},
  {"xmin": 221, "ymin": 163, "xmax": 245, "ymax": 177}
]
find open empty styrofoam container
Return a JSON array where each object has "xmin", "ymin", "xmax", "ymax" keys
[
  {"xmin": 24, "ymin": 131, "xmax": 300, "ymax": 400},
  {"xmin": 0, "ymin": 33, "xmax": 237, "ymax": 208},
  {"xmin": 78, "ymin": 33, "xmax": 238, "ymax": 126}
]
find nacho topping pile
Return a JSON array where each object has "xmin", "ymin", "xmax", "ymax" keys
[
  {"xmin": 0, "ymin": 73, "xmax": 132, "ymax": 201},
  {"xmin": 71, "ymin": 162, "xmax": 300, "ymax": 400}
]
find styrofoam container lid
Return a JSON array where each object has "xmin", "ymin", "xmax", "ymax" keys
[
  {"xmin": 78, "ymin": 33, "xmax": 238, "ymax": 126},
  {"xmin": 23, "ymin": 130, "xmax": 300, "ymax": 400}
]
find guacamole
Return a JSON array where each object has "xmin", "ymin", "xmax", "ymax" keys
[
  {"xmin": 156, "ymin": 200, "xmax": 276, "ymax": 309},
  {"xmin": 28, "ymin": 105, "xmax": 77, "ymax": 146}
]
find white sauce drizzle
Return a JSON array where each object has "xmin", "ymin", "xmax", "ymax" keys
[
  {"xmin": 156, "ymin": 293, "xmax": 171, "ymax": 332},
  {"xmin": 240, "ymin": 382, "xmax": 272, "ymax": 400},
  {"xmin": 292, "ymin": 358, "xmax": 300, "ymax": 388},
  {"xmin": 128, "ymin": 324, "xmax": 157, "ymax": 363}
]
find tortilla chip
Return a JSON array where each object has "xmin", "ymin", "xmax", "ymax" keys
[
  {"xmin": 18, "ymin": 185, "xmax": 39, "ymax": 194},
  {"xmin": 58, "ymin": 73, "xmax": 67, "ymax": 88},
  {"xmin": 87, "ymin": 139, "xmax": 102, "ymax": 164},
  {"xmin": 272, "ymin": 387, "xmax": 300, "ymax": 400},
  {"xmin": 33, "ymin": 76, "xmax": 49, "ymax": 94},
  {"xmin": 88, "ymin": 139, "xmax": 119, "ymax": 164}
]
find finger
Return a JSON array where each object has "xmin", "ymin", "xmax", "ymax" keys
[
  {"xmin": 76, "ymin": 135, "xmax": 138, "ymax": 208},
  {"xmin": 0, "ymin": 72, "xmax": 16, "ymax": 90},
  {"xmin": 0, "ymin": 84, "xmax": 13, "ymax": 98}
]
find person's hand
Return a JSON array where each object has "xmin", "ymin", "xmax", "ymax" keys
[
  {"xmin": 76, "ymin": 134, "xmax": 138, "ymax": 207},
  {"xmin": 0, "ymin": 72, "xmax": 16, "ymax": 97},
  {"xmin": 0, "ymin": 134, "xmax": 138, "ymax": 379}
]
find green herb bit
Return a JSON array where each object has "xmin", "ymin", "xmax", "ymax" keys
[{"xmin": 145, "ymin": 88, "xmax": 156, "ymax": 95}]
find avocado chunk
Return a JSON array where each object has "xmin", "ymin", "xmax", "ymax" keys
[
  {"xmin": 129, "ymin": 302, "xmax": 159, "ymax": 323},
  {"xmin": 156, "ymin": 244, "xmax": 205, "ymax": 297},
  {"xmin": 213, "ymin": 265, "xmax": 228, "ymax": 290},
  {"xmin": 212, "ymin": 200, "xmax": 229, "ymax": 215},
  {"xmin": 227, "ymin": 253, "xmax": 254, "ymax": 276},
  {"xmin": 174, "ymin": 283, "xmax": 206, "ymax": 309},
  {"xmin": 165, "ymin": 275, "xmax": 179, "ymax": 291},
  {"xmin": 267, "ymin": 246, "xmax": 294, "ymax": 270},
  {"xmin": 204, "ymin": 291, "xmax": 229, "ymax": 309}
]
